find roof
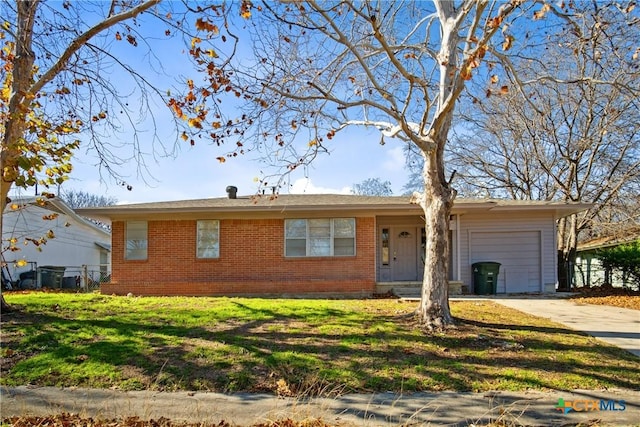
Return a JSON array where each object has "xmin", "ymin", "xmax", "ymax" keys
[
  {"xmin": 75, "ymin": 194, "xmax": 591, "ymax": 223},
  {"xmin": 578, "ymin": 226, "xmax": 640, "ymax": 252},
  {"xmin": 4, "ymin": 196, "xmax": 111, "ymax": 238}
]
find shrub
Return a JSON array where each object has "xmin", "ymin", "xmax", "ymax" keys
[{"xmin": 596, "ymin": 240, "xmax": 640, "ymax": 290}]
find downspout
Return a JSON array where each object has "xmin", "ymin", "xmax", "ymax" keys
[
  {"xmin": 456, "ymin": 214, "xmax": 461, "ymax": 281},
  {"xmin": 554, "ymin": 214, "xmax": 559, "ymax": 289}
]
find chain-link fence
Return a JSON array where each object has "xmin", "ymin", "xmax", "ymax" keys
[
  {"xmin": 574, "ymin": 259, "xmax": 639, "ymax": 291},
  {"xmin": 2, "ymin": 264, "xmax": 110, "ymax": 292}
]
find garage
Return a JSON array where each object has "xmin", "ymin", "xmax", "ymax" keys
[{"xmin": 470, "ymin": 230, "xmax": 542, "ymax": 293}]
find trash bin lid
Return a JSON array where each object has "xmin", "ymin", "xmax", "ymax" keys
[
  {"xmin": 472, "ymin": 262, "xmax": 501, "ymax": 267},
  {"xmin": 472, "ymin": 262, "xmax": 501, "ymax": 273}
]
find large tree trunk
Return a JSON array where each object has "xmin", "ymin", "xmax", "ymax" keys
[
  {"xmin": 2, "ymin": 0, "xmax": 38, "ymax": 233},
  {"xmin": 0, "ymin": 1, "xmax": 40, "ymax": 315},
  {"xmin": 414, "ymin": 148, "xmax": 454, "ymax": 330},
  {"xmin": 557, "ymin": 214, "xmax": 578, "ymax": 291},
  {"xmin": 1, "ymin": 294, "xmax": 11, "ymax": 313},
  {"xmin": 2, "ymin": 0, "xmax": 38, "ymax": 209}
]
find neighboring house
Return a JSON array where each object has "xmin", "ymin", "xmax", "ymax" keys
[
  {"xmin": 575, "ymin": 228, "xmax": 640, "ymax": 288},
  {"xmin": 2, "ymin": 196, "xmax": 111, "ymax": 288},
  {"xmin": 76, "ymin": 193, "xmax": 589, "ymax": 297}
]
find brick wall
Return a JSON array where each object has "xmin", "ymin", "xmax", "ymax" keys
[{"xmin": 104, "ymin": 217, "xmax": 376, "ymax": 296}]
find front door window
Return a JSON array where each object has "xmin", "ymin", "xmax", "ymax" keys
[{"xmin": 381, "ymin": 228, "xmax": 390, "ymax": 266}]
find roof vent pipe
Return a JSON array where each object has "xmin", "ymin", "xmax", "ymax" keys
[{"xmin": 226, "ymin": 186, "xmax": 238, "ymax": 199}]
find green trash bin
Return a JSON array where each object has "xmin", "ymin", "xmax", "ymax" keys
[
  {"xmin": 38, "ymin": 266, "xmax": 66, "ymax": 288},
  {"xmin": 472, "ymin": 262, "xmax": 501, "ymax": 295}
]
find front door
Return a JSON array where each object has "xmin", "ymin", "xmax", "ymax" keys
[{"xmin": 393, "ymin": 228, "xmax": 418, "ymax": 281}]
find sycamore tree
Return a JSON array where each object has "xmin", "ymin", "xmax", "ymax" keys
[
  {"xmin": 173, "ymin": 0, "xmax": 591, "ymax": 329},
  {"xmin": 0, "ymin": 0, "xmax": 248, "ymax": 311}
]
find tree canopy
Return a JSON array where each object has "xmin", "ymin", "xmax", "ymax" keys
[
  {"xmin": 446, "ymin": 2, "xmax": 639, "ymax": 288},
  {"xmin": 0, "ymin": 0, "xmax": 247, "ymax": 311},
  {"xmin": 59, "ymin": 189, "xmax": 117, "ymax": 209},
  {"xmin": 1, "ymin": 0, "xmax": 251, "ymax": 205},
  {"xmin": 352, "ymin": 178, "xmax": 393, "ymax": 197}
]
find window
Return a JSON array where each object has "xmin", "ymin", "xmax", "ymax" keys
[
  {"xmin": 381, "ymin": 228, "xmax": 390, "ymax": 265},
  {"xmin": 197, "ymin": 220, "xmax": 220, "ymax": 258},
  {"xmin": 285, "ymin": 219, "xmax": 306, "ymax": 256},
  {"xmin": 125, "ymin": 221, "xmax": 147, "ymax": 260},
  {"xmin": 333, "ymin": 218, "xmax": 356, "ymax": 256},
  {"xmin": 285, "ymin": 218, "xmax": 355, "ymax": 257}
]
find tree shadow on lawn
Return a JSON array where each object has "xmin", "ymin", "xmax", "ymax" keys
[{"xmin": 1, "ymin": 305, "xmax": 638, "ymax": 395}]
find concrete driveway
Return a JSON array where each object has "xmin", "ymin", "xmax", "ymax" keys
[{"xmin": 487, "ymin": 296, "xmax": 640, "ymax": 358}]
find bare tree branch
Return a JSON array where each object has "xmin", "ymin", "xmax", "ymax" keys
[{"xmin": 29, "ymin": 0, "xmax": 161, "ymax": 97}]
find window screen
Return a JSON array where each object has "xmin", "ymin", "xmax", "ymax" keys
[
  {"xmin": 197, "ymin": 220, "xmax": 220, "ymax": 258},
  {"xmin": 284, "ymin": 218, "xmax": 355, "ymax": 257},
  {"xmin": 125, "ymin": 221, "xmax": 147, "ymax": 260}
]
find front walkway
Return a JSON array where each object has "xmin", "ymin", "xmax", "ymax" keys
[{"xmin": 479, "ymin": 296, "xmax": 640, "ymax": 358}]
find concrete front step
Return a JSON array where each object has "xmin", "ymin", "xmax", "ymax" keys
[{"xmin": 376, "ymin": 281, "xmax": 467, "ymax": 297}]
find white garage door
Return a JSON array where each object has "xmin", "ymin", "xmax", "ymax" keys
[{"xmin": 470, "ymin": 231, "xmax": 542, "ymax": 293}]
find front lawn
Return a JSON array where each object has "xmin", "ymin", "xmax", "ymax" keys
[{"xmin": 1, "ymin": 292, "xmax": 637, "ymax": 395}]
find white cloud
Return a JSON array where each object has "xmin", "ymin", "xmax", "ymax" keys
[
  {"xmin": 382, "ymin": 146, "xmax": 406, "ymax": 172},
  {"xmin": 287, "ymin": 178, "xmax": 351, "ymax": 195}
]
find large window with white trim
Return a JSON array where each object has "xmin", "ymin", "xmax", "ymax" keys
[
  {"xmin": 125, "ymin": 221, "xmax": 148, "ymax": 260},
  {"xmin": 285, "ymin": 218, "xmax": 355, "ymax": 257},
  {"xmin": 197, "ymin": 220, "xmax": 220, "ymax": 258}
]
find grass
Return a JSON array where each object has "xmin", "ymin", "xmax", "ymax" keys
[{"xmin": 1, "ymin": 291, "xmax": 638, "ymax": 396}]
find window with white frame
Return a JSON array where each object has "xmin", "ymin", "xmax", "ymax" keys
[
  {"xmin": 125, "ymin": 221, "xmax": 148, "ymax": 260},
  {"xmin": 285, "ymin": 218, "xmax": 355, "ymax": 257},
  {"xmin": 197, "ymin": 220, "xmax": 220, "ymax": 258}
]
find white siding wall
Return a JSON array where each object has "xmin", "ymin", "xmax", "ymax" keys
[
  {"xmin": 3, "ymin": 204, "xmax": 111, "ymax": 281},
  {"xmin": 459, "ymin": 211, "xmax": 557, "ymax": 293}
]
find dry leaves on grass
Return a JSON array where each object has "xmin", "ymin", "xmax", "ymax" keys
[
  {"xmin": 2, "ymin": 414, "xmax": 336, "ymax": 427},
  {"xmin": 573, "ymin": 295, "xmax": 640, "ymax": 310},
  {"xmin": 572, "ymin": 286, "xmax": 640, "ymax": 310}
]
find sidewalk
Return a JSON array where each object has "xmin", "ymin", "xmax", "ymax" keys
[{"xmin": 2, "ymin": 385, "xmax": 639, "ymax": 426}]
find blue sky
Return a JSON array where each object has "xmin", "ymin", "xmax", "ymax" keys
[
  {"xmin": 7, "ymin": 2, "xmax": 412, "ymax": 205},
  {"xmin": 63, "ymin": 126, "xmax": 410, "ymax": 204}
]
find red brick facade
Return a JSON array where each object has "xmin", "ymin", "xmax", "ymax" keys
[{"xmin": 103, "ymin": 217, "xmax": 376, "ymax": 296}]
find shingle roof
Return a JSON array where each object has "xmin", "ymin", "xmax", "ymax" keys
[
  {"xmin": 578, "ymin": 226, "xmax": 640, "ymax": 251},
  {"xmin": 75, "ymin": 193, "xmax": 591, "ymax": 222}
]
